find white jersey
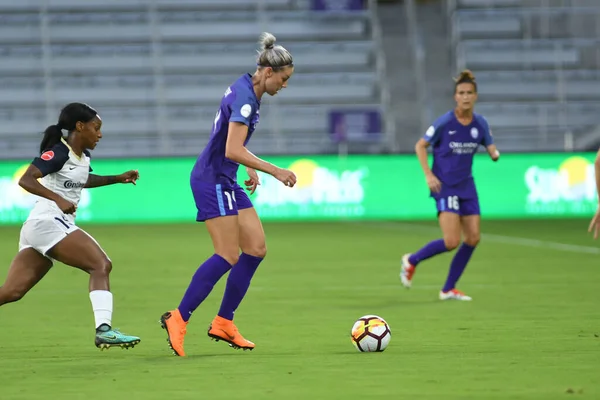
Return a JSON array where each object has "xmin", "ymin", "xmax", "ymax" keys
[{"xmin": 27, "ymin": 138, "xmax": 92, "ymax": 224}]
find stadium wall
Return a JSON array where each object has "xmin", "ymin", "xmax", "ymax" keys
[{"xmin": 0, "ymin": 153, "xmax": 597, "ymax": 225}]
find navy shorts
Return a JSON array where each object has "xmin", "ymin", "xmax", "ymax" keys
[
  {"xmin": 433, "ymin": 194, "xmax": 480, "ymax": 217},
  {"xmin": 191, "ymin": 181, "xmax": 253, "ymax": 222}
]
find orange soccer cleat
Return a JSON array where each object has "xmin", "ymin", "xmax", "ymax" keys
[
  {"xmin": 207, "ymin": 315, "xmax": 255, "ymax": 351},
  {"xmin": 160, "ymin": 309, "xmax": 188, "ymax": 356}
]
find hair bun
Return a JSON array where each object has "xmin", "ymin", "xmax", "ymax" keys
[
  {"xmin": 454, "ymin": 69, "xmax": 475, "ymax": 82},
  {"xmin": 259, "ymin": 32, "xmax": 276, "ymax": 51}
]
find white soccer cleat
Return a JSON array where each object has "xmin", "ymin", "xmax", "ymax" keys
[
  {"xmin": 400, "ymin": 253, "xmax": 416, "ymax": 288},
  {"xmin": 439, "ymin": 289, "xmax": 472, "ymax": 301}
]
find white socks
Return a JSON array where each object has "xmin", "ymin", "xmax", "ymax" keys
[{"xmin": 89, "ymin": 290, "xmax": 113, "ymax": 329}]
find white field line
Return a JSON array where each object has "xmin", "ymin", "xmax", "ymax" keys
[{"xmin": 356, "ymin": 222, "xmax": 600, "ymax": 255}]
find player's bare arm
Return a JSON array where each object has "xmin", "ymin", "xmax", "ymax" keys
[
  {"xmin": 415, "ymin": 138, "xmax": 441, "ymax": 193},
  {"xmin": 486, "ymin": 144, "xmax": 500, "ymax": 162},
  {"xmin": 226, "ymin": 121, "xmax": 296, "ymax": 187},
  {"xmin": 84, "ymin": 170, "xmax": 139, "ymax": 188},
  {"xmin": 18, "ymin": 164, "xmax": 76, "ymax": 214}
]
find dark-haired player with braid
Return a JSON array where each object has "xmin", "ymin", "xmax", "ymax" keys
[
  {"xmin": 0, "ymin": 102, "xmax": 141, "ymax": 349},
  {"xmin": 400, "ymin": 70, "xmax": 500, "ymax": 301}
]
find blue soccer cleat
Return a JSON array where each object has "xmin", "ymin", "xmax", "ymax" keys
[{"xmin": 95, "ymin": 325, "xmax": 141, "ymax": 350}]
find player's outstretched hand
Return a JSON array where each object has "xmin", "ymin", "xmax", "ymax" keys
[
  {"xmin": 273, "ymin": 167, "xmax": 297, "ymax": 188},
  {"xmin": 588, "ymin": 207, "xmax": 600, "ymax": 240},
  {"xmin": 426, "ymin": 172, "xmax": 442, "ymax": 193},
  {"xmin": 118, "ymin": 170, "xmax": 140, "ymax": 185},
  {"xmin": 245, "ymin": 167, "xmax": 260, "ymax": 194},
  {"xmin": 55, "ymin": 196, "xmax": 77, "ymax": 214}
]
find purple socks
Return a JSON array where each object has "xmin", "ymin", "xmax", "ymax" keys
[
  {"xmin": 442, "ymin": 243, "xmax": 476, "ymax": 292},
  {"xmin": 177, "ymin": 253, "xmax": 264, "ymax": 323},
  {"xmin": 408, "ymin": 239, "xmax": 477, "ymax": 292},
  {"xmin": 218, "ymin": 253, "xmax": 263, "ymax": 320},
  {"xmin": 408, "ymin": 239, "xmax": 449, "ymax": 266},
  {"xmin": 178, "ymin": 254, "xmax": 232, "ymax": 322}
]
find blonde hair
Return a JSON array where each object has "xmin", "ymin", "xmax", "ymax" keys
[{"xmin": 256, "ymin": 32, "xmax": 293, "ymax": 71}]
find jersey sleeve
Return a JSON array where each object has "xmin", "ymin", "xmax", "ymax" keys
[
  {"xmin": 422, "ymin": 114, "xmax": 448, "ymax": 146},
  {"xmin": 31, "ymin": 144, "xmax": 69, "ymax": 177},
  {"xmin": 229, "ymin": 93, "xmax": 256, "ymax": 127},
  {"xmin": 83, "ymin": 149, "xmax": 93, "ymax": 172},
  {"xmin": 478, "ymin": 116, "xmax": 494, "ymax": 146}
]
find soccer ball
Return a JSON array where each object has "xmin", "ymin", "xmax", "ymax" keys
[{"xmin": 350, "ymin": 315, "xmax": 391, "ymax": 352}]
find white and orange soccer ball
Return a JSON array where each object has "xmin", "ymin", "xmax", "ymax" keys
[{"xmin": 350, "ymin": 315, "xmax": 391, "ymax": 352}]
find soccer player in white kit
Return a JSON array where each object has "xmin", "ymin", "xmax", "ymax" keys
[{"xmin": 0, "ymin": 102, "xmax": 141, "ymax": 350}]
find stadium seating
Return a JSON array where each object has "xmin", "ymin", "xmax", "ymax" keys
[
  {"xmin": 0, "ymin": 0, "xmax": 382, "ymax": 158},
  {"xmin": 449, "ymin": 1, "xmax": 600, "ymax": 151}
]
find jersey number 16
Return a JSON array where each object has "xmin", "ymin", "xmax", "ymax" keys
[{"xmin": 446, "ymin": 195, "xmax": 459, "ymax": 211}]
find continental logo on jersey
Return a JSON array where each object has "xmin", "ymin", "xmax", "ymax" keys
[
  {"xmin": 64, "ymin": 180, "xmax": 86, "ymax": 189},
  {"xmin": 41, "ymin": 150, "xmax": 54, "ymax": 161}
]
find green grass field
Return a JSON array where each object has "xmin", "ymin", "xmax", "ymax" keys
[{"xmin": 0, "ymin": 220, "xmax": 598, "ymax": 399}]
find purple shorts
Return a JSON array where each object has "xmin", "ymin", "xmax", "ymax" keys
[
  {"xmin": 433, "ymin": 194, "xmax": 480, "ymax": 216},
  {"xmin": 191, "ymin": 181, "xmax": 253, "ymax": 222}
]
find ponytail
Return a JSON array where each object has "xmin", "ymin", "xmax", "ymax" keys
[
  {"xmin": 39, "ymin": 102, "xmax": 97, "ymax": 154},
  {"xmin": 40, "ymin": 124, "xmax": 64, "ymax": 154}
]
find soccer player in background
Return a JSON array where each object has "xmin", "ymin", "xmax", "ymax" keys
[
  {"xmin": 160, "ymin": 32, "xmax": 296, "ymax": 356},
  {"xmin": 0, "ymin": 102, "xmax": 141, "ymax": 350},
  {"xmin": 588, "ymin": 147, "xmax": 600, "ymax": 239},
  {"xmin": 400, "ymin": 70, "xmax": 500, "ymax": 301}
]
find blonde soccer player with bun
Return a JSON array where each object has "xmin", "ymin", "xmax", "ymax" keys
[{"xmin": 160, "ymin": 32, "xmax": 296, "ymax": 356}]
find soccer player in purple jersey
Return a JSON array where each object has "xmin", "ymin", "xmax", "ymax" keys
[
  {"xmin": 160, "ymin": 33, "xmax": 296, "ymax": 356},
  {"xmin": 588, "ymin": 147, "xmax": 600, "ymax": 239},
  {"xmin": 400, "ymin": 70, "xmax": 500, "ymax": 301}
]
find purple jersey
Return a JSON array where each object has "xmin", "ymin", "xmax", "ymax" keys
[
  {"xmin": 423, "ymin": 111, "xmax": 493, "ymax": 198},
  {"xmin": 191, "ymin": 74, "xmax": 260, "ymax": 185}
]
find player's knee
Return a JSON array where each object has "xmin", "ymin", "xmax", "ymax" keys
[
  {"xmin": 100, "ymin": 259, "xmax": 113, "ymax": 275},
  {"xmin": 444, "ymin": 238, "xmax": 460, "ymax": 251},
  {"xmin": 91, "ymin": 259, "xmax": 112, "ymax": 277},
  {"xmin": 245, "ymin": 243, "xmax": 267, "ymax": 259},
  {"xmin": 464, "ymin": 234, "xmax": 480, "ymax": 247},
  {"xmin": 256, "ymin": 244, "xmax": 267, "ymax": 259}
]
